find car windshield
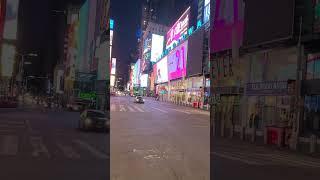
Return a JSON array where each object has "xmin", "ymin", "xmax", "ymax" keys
[{"xmin": 87, "ymin": 111, "xmax": 106, "ymax": 118}]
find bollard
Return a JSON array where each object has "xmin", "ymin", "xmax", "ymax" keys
[
  {"xmin": 251, "ymin": 128, "xmax": 256, "ymax": 143},
  {"xmin": 310, "ymin": 134, "xmax": 317, "ymax": 154}
]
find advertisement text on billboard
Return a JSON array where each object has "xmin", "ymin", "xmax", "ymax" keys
[
  {"xmin": 166, "ymin": 7, "xmax": 190, "ymax": 50},
  {"xmin": 140, "ymin": 74, "xmax": 148, "ymax": 87}
]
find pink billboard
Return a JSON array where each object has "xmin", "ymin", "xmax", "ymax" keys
[
  {"xmin": 166, "ymin": 7, "xmax": 190, "ymax": 50},
  {"xmin": 168, "ymin": 40, "xmax": 188, "ymax": 80},
  {"xmin": 210, "ymin": 0, "xmax": 245, "ymax": 53}
]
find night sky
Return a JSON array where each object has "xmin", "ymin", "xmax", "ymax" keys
[{"xmin": 110, "ymin": 0, "xmax": 143, "ymax": 84}]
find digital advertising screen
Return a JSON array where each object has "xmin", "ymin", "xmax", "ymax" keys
[
  {"xmin": 1, "ymin": 43, "xmax": 16, "ymax": 77},
  {"xmin": 168, "ymin": 40, "xmax": 188, "ymax": 80},
  {"xmin": 150, "ymin": 34, "xmax": 164, "ymax": 62},
  {"xmin": 166, "ymin": 7, "xmax": 190, "ymax": 50},
  {"xmin": 111, "ymin": 58, "xmax": 116, "ymax": 75},
  {"xmin": 134, "ymin": 59, "xmax": 141, "ymax": 85},
  {"xmin": 210, "ymin": 0, "xmax": 244, "ymax": 53},
  {"xmin": 187, "ymin": 29, "xmax": 204, "ymax": 77},
  {"xmin": 78, "ymin": 0, "xmax": 89, "ymax": 69},
  {"xmin": 110, "ymin": 75, "xmax": 115, "ymax": 87},
  {"xmin": 156, "ymin": 57, "xmax": 168, "ymax": 83},
  {"xmin": 3, "ymin": 0, "xmax": 19, "ymax": 40},
  {"xmin": 140, "ymin": 74, "xmax": 148, "ymax": 87},
  {"xmin": 0, "ymin": 0, "xmax": 6, "ymax": 41},
  {"xmin": 203, "ymin": 0, "xmax": 210, "ymax": 24},
  {"xmin": 110, "ymin": 19, "xmax": 114, "ymax": 30}
]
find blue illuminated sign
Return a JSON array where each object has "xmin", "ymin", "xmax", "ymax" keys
[{"xmin": 110, "ymin": 19, "xmax": 114, "ymax": 30}]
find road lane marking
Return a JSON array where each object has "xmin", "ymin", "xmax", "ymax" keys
[
  {"xmin": 211, "ymin": 151, "xmax": 263, "ymax": 165},
  {"xmin": 0, "ymin": 135, "xmax": 18, "ymax": 156},
  {"xmin": 151, "ymin": 107, "xmax": 168, "ymax": 113},
  {"xmin": 133, "ymin": 106, "xmax": 144, "ymax": 112},
  {"xmin": 56, "ymin": 142, "xmax": 80, "ymax": 159},
  {"xmin": 171, "ymin": 109, "xmax": 191, "ymax": 114},
  {"xmin": 127, "ymin": 106, "xmax": 135, "ymax": 112},
  {"xmin": 30, "ymin": 136, "xmax": 50, "ymax": 158},
  {"xmin": 119, "ymin": 105, "xmax": 126, "ymax": 112},
  {"xmin": 74, "ymin": 140, "xmax": 109, "ymax": 159},
  {"xmin": 260, "ymin": 154, "xmax": 320, "ymax": 168}
]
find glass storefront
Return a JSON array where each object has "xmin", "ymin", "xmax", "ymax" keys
[
  {"xmin": 169, "ymin": 79, "xmax": 186, "ymax": 103},
  {"xmin": 304, "ymin": 96, "xmax": 320, "ymax": 134}
]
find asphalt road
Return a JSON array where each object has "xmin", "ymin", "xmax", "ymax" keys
[
  {"xmin": 211, "ymin": 137, "xmax": 320, "ymax": 180},
  {"xmin": 0, "ymin": 107, "xmax": 109, "ymax": 180},
  {"xmin": 110, "ymin": 96, "xmax": 210, "ymax": 180}
]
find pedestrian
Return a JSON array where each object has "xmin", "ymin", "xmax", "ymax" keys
[{"xmin": 249, "ymin": 113, "xmax": 254, "ymax": 128}]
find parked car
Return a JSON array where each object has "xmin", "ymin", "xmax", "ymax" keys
[
  {"xmin": 67, "ymin": 101, "xmax": 87, "ymax": 111},
  {"xmin": 79, "ymin": 109, "xmax": 109, "ymax": 132},
  {"xmin": 134, "ymin": 96, "xmax": 144, "ymax": 104}
]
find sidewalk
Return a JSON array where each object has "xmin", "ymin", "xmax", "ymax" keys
[{"xmin": 144, "ymin": 96, "xmax": 210, "ymax": 111}]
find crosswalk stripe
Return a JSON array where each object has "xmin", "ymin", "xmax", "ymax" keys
[
  {"xmin": 151, "ymin": 107, "xmax": 168, "ymax": 113},
  {"xmin": 0, "ymin": 135, "xmax": 19, "ymax": 156},
  {"xmin": 111, "ymin": 104, "xmax": 116, "ymax": 111},
  {"xmin": 56, "ymin": 142, "xmax": 80, "ymax": 159},
  {"xmin": 133, "ymin": 106, "xmax": 144, "ymax": 112},
  {"xmin": 74, "ymin": 139, "xmax": 108, "ymax": 159},
  {"xmin": 127, "ymin": 106, "xmax": 135, "ymax": 112},
  {"xmin": 119, "ymin": 105, "xmax": 126, "ymax": 112},
  {"xmin": 30, "ymin": 136, "xmax": 51, "ymax": 158}
]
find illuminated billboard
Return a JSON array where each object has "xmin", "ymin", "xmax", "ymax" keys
[
  {"xmin": 151, "ymin": 34, "xmax": 164, "ymax": 62},
  {"xmin": 203, "ymin": 0, "xmax": 210, "ymax": 24},
  {"xmin": 111, "ymin": 58, "xmax": 116, "ymax": 75},
  {"xmin": 110, "ymin": 30, "xmax": 113, "ymax": 45},
  {"xmin": 210, "ymin": 0, "xmax": 244, "ymax": 53},
  {"xmin": 110, "ymin": 75, "xmax": 115, "ymax": 87},
  {"xmin": 110, "ymin": 19, "xmax": 114, "ymax": 30},
  {"xmin": 1, "ymin": 43, "xmax": 16, "ymax": 77},
  {"xmin": 168, "ymin": 40, "xmax": 188, "ymax": 80},
  {"xmin": 166, "ymin": 7, "xmax": 190, "ymax": 50},
  {"xmin": 0, "ymin": 0, "xmax": 6, "ymax": 41},
  {"xmin": 133, "ymin": 59, "xmax": 141, "ymax": 85},
  {"xmin": 155, "ymin": 57, "xmax": 168, "ymax": 83},
  {"xmin": 3, "ymin": 0, "xmax": 19, "ymax": 40},
  {"xmin": 78, "ymin": 0, "xmax": 89, "ymax": 71},
  {"xmin": 140, "ymin": 74, "xmax": 148, "ymax": 87}
]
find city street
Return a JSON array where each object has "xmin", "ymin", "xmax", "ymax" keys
[
  {"xmin": 212, "ymin": 137, "xmax": 320, "ymax": 180},
  {"xmin": 0, "ymin": 107, "xmax": 109, "ymax": 180},
  {"xmin": 111, "ymin": 96, "xmax": 210, "ymax": 180}
]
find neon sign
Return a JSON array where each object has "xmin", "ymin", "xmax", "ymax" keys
[{"xmin": 166, "ymin": 7, "xmax": 190, "ymax": 50}]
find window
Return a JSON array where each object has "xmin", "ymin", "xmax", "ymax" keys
[{"xmin": 306, "ymin": 56, "xmax": 320, "ymax": 80}]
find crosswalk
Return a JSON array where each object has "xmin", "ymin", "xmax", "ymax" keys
[
  {"xmin": 111, "ymin": 104, "xmax": 209, "ymax": 116},
  {"xmin": 111, "ymin": 104, "xmax": 159, "ymax": 113},
  {"xmin": 212, "ymin": 146, "xmax": 320, "ymax": 168},
  {"xmin": 0, "ymin": 134, "xmax": 109, "ymax": 160}
]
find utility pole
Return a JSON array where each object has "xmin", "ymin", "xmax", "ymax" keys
[{"xmin": 291, "ymin": 16, "xmax": 304, "ymax": 150}]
